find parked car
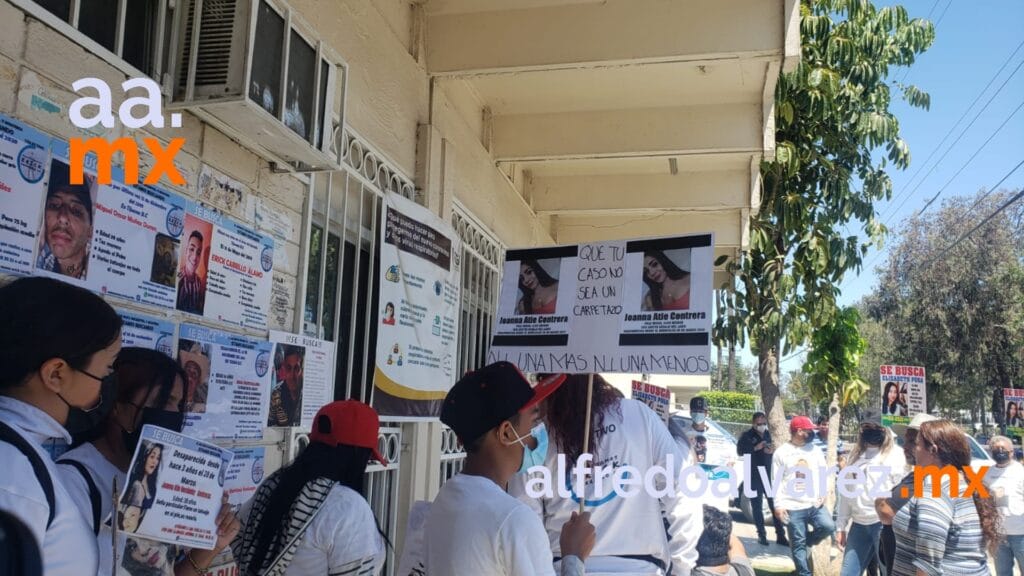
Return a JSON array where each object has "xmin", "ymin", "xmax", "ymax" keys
[{"xmin": 893, "ymin": 431, "xmax": 994, "ymax": 472}]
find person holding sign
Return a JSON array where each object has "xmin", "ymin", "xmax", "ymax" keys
[
  {"xmin": 58, "ymin": 347, "xmax": 240, "ymax": 576},
  {"xmin": 510, "ymin": 373, "xmax": 702, "ymax": 576},
  {"xmin": 516, "ymin": 259, "xmax": 560, "ymax": 315},
  {"xmin": 0, "ymin": 277, "xmax": 122, "ymax": 576},
  {"xmin": 425, "ymin": 362, "xmax": 595, "ymax": 576},
  {"xmin": 233, "ymin": 400, "xmax": 389, "ymax": 575},
  {"xmin": 641, "ymin": 250, "xmax": 691, "ymax": 311}
]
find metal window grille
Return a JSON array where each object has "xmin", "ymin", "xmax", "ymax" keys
[{"xmin": 451, "ymin": 206, "xmax": 503, "ymax": 378}]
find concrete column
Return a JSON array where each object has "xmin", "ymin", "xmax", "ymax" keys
[{"xmin": 395, "ymin": 421, "xmax": 442, "ymax": 563}]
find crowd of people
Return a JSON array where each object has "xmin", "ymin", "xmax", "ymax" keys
[{"xmin": 1, "ymin": 276, "xmax": 1023, "ymax": 576}]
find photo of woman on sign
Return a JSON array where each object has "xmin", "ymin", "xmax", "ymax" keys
[
  {"xmin": 1007, "ymin": 401, "xmax": 1022, "ymax": 428},
  {"xmin": 881, "ymin": 382, "xmax": 907, "ymax": 416},
  {"xmin": 516, "ymin": 259, "xmax": 559, "ymax": 315},
  {"xmin": 119, "ymin": 442, "xmax": 163, "ymax": 533},
  {"xmin": 641, "ymin": 249, "xmax": 691, "ymax": 311}
]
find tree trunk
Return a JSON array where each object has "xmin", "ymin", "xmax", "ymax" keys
[
  {"xmin": 758, "ymin": 339, "xmax": 787, "ymax": 446},
  {"xmin": 716, "ymin": 344, "xmax": 723, "ymax": 389},
  {"xmin": 727, "ymin": 343, "xmax": 736, "ymax": 391}
]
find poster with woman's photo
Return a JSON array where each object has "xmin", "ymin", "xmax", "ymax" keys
[
  {"xmin": 116, "ymin": 425, "xmax": 233, "ymax": 550},
  {"xmin": 117, "ymin": 536, "xmax": 180, "ymax": 576},
  {"xmin": 492, "ymin": 247, "xmax": 577, "ymax": 346},
  {"xmin": 879, "ymin": 365, "xmax": 926, "ymax": 428},
  {"xmin": 1004, "ymin": 388, "xmax": 1024, "ymax": 440},
  {"xmin": 34, "ymin": 149, "xmax": 97, "ymax": 286},
  {"xmin": 0, "ymin": 114, "xmax": 50, "ymax": 275},
  {"xmin": 178, "ymin": 324, "xmax": 273, "ymax": 440}
]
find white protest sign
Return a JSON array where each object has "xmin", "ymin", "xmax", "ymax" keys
[
  {"xmin": 268, "ymin": 331, "xmax": 336, "ymax": 428},
  {"xmin": 373, "ymin": 192, "xmax": 461, "ymax": 419},
  {"xmin": 880, "ymin": 364, "xmax": 926, "ymax": 428},
  {"xmin": 178, "ymin": 324, "xmax": 273, "ymax": 439},
  {"xmin": 488, "ymin": 233, "xmax": 714, "ymax": 375},
  {"xmin": 0, "ymin": 114, "xmax": 49, "ymax": 275},
  {"xmin": 631, "ymin": 380, "xmax": 670, "ymax": 423},
  {"xmin": 116, "ymin": 425, "xmax": 233, "ymax": 550}
]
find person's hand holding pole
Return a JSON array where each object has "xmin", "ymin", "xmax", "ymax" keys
[{"xmin": 560, "ymin": 511, "xmax": 596, "ymax": 562}]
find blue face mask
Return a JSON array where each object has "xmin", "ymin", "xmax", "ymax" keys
[
  {"xmin": 511, "ymin": 423, "xmax": 548, "ymax": 474},
  {"xmin": 692, "ymin": 413, "xmax": 706, "ymax": 425}
]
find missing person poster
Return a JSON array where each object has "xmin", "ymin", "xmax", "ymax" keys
[
  {"xmin": 880, "ymin": 365, "xmax": 926, "ymax": 429},
  {"xmin": 178, "ymin": 204, "xmax": 274, "ymax": 330},
  {"xmin": 222, "ymin": 446, "xmax": 265, "ymax": 507},
  {"xmin": 116, "ymin": 425, "xmax": 233, "ymax": 550},
  {"xmin": 373, "ymin": 192, "xmax": 461, "ymax": 419},
  {"xmin": 268, "ymin": 331, "xmax": 336, "ymax": 429},
  {"xmin": 0, "ymin": 114, "xmax": 49, "ymax": 275},
  {"xmin": 1004, "ymin": 388, "xmax": 1024, "ymax": 440},
  {"xmin": 119, "ymin": 309, "xmax": 176, "ymax": 356},
  {"xmin": 488, "ymin": 233, "xmax": 714, "ymax": 375},
  {"xmin": 178, "ymin": 324, "xmax": 273, "ymax": 439},
  {"xmin": 631, "ymin": 380, "xmax": 670, "ymax": 423}
]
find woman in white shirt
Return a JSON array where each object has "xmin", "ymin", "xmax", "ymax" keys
[
  {"xmin": 0, "ymin": 277, "xmax": 122, "ymax": 576},
  {"xmin": 836, "ymin": 411, "xmax": 906, "ymax": 576},
  {"xmin": 233, "ymin": 400, "xmax": 388, "ymax": 576},
  {"xmin": 58, "ymin": 346, "xmax": 239, "ymax": 576}
]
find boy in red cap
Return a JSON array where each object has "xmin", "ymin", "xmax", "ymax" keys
[
  {"xmin": 425, "ymin": 361, "xmax": 596, "ymax": 575},
  {"xmin": 233, "ymin": 400, "xmax": 388, "ymax": 576},
  {"xmin": 771, "ymin": 415, "xmax": 834, "ymax": 576}
]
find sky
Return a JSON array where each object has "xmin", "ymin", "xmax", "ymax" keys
[{"xmin": 734, "ymin": 0, "xmax": 1024, "ymax": 376}]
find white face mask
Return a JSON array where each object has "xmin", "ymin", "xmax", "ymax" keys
[
  {"xmin": 692, "ymin": 413, "xmax": 706, "ymax": 425},
  {"xmin": 755, "ymin": 424, "xmax": 768, "ymax": 434}
]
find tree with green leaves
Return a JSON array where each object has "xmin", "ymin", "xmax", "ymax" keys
[{"xmin": 713, "ymin": 0, "xmax": 934, "ymax": 454}]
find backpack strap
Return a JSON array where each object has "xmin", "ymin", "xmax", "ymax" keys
[
  {"xmin": 0, "ymin": 421, "xmax": 55, "ymax": 529},
  {"xmin": 57, "ymin": 459, "xmax": 101, "ymax": 535}
]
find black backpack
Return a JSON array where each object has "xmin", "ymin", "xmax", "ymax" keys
[
  {"xmin": 0, "ymin": 421, "xmax": 56, "ymax": 530},
  {"xmin": 56, "ymin": 459, "xmax": 102, "ymax": 535}
]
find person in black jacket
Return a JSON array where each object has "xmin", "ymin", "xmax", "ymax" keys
[{"xmin": 736, "ymin": 412, "xmax": 788, "ymax": 547}]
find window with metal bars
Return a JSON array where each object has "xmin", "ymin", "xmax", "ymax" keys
[{"xmin": 451, "ymin": 207, "xmax": 504, "ymax": 376}]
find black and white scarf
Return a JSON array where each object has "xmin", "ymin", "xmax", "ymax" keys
[{"xmin": 232, "ymin": 472, "xmax": 334, "ymax": 576}]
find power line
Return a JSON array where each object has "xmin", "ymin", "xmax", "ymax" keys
[
  {"xmin": 882, "ymin": 54, "xmax": 1024, "ymax": 224},
  {"xmin": 918, "ymin": 159, "xmax": 1024, "ymax": 268},
  {"xmin": 914, "ymin": 99, "xmax": 1024, "ymax": 216},
  {"xmin": 879, "ymin": 38, "xmax": 1024, "ymax": 223}
]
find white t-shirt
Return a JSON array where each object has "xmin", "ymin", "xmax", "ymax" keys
[
  {"xmin": 509, "ymin": 399, "xmax": 702, "ymax": 576},
  {"xmin": 835, "ymin": 446, "xmax": 906, "ymax": 530},
  {"xmin": 425, "ymin": 473, "xmax": 558, "ymax": 576},
  {"xmin": 0, "ymin": 396, "xmax": 99, "ymax": 576},
  {"xmin": 983, "ymin": 461, "xmax": 1024, "ymax": 535},
  {"xmin": 771, "ymin": 440, "xmax": 828, "ymax": 512},
  {"xmin": 680, "ymin": 420, "xmax": 734, "ymax": 513},
  {"xmin": 237, "ymin": 483, "xmax": 385, "ymax": 575}
]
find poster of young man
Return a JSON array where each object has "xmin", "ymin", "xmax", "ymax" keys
[
  {"xmin": 186, "ymin": 204, "xmax": 275, "ymax": 330},
  {"xmin": 116, "ymin": 425, "xmax": 234, "ymax": 550},
  {"xmin": 268, "ymin": 331, "xmax": 336, "ymax": 428},
  {"xmin": 35, "ymin": 150, "xmax": 97, "ymax": 284},
  {"xmin": 119, "ymin": 309, "xmax": 176, "ymax": 357},
  {"xmin": 488, "ymin": 232, "xmax": 714, "ymax": 376},
  {"xmin": 373, "ymin": 192, "xmax": 461, "ymax": 418},
  {"xmin": 178, "ymin": 324, "xmax": 273, "ymax": 439},
  {"xmin": 879, "ymin": 365, "xmax": 926, "ymax": 428},
  {"xmin": 176, "ymin": 213, "xmax": 213, "ymax": 316},
  {"xmin": 0, "ymin": 114, "xmax": 49, "ymax": 275},
  {"xmin": 1005, "ymin": 388, "xmax": 1024, "ymax": 440}
]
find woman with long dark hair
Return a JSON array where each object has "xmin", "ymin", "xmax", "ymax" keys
[
  {"xmin": 642, "ymin": 251, "xmax": 691, "ymax": 311},
  {"xmin": 517, "ymin": 259, "xmax": 559, "ymax": 315},
  {"xmin": 233, "ymin": 400, "xmax": 388, "ymax": 575},
  {"xmin": 509, "ymin": 373, "xmax": 702, "ymax": 575},
  {"xmin": 891, "ymin": 420, "xmax": 1001, "ymax": 576},
  {"xmin": 881, "ymin": 382, "xmax": 906, "ymax": 416},
  {"xmin": 0, "ymin": 277, "xmax": 122, "ymax": 576},
  {"xmin": 120, "ymin": 442, "xmax": 162, "ymax": 533},
  {"xmin": 58, "ymin": 347, "xmax": 238, "ymax": 575},
  {"xmin": 1007, "ymin": 401, "xmax": 1022, "ymax": 428}
]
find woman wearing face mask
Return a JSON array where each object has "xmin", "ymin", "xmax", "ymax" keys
[
  {"xmin": 57, "ymin": 347, "xmax": 239, "ymax": 576},
  {"xmin": 0, "ymin": 277, "xmax": 121, "ymax": 576},
  {"xmin": 982, "ymin": 435, "xmax": 1024, "ymax": 576},
  {"xmin": 891, "ymin": 420, "xmax": 1000, "ymax": 576},
  {"xmin": 233, "ymin": 400, "xmax": 389, "ymax": 576},
  {"xmin": 835, "ymin": 411, "xmax": 905, "ymax": 576},
  {"xmin": 509, "ymin": 373, "xmax": 703, "ymax": 576}
]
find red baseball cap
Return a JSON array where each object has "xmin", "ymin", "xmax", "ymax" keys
[
  {"xmin": 309, "ymin": 400, "xmax": 387, "ymax": 465},
  {"xmin": 790, "ymin": 415, "xmax": 816, "ymax": 432}
]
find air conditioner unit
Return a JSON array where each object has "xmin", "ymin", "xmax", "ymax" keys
[{"xmin": 168, "ymin": 0, "xmax": 347, "ymax": 172}]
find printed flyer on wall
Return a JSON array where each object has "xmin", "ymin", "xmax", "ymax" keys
[
  {"xmin": 115, "ymin": 425, "xmax": 233, "ymax": 550},
  {"xmin": 268, "ymin": 331, "xmax": 336, "ymax": 429},
  {"xmin": 373, "ymin": 191, "xmax": 461, "ymax": 419},
  {"xmin": 177, "ymin": 323, "xmax": 273, "ymax": 439},
  {"xmin": 222, "ymin": 446, "xmax": 265, "ymax": 507},
  {"xmin": 0, "ymin": 114, "xmax": 49, "ymax": 275},
  {"xmin": 119, "ymin": 309, "xmax": 176, "ymax": 357},
  {"xmin": 178, "ymin": 203, "xmax": 274, "ymax": 330},
  {"xmin": 879, "ymin": 364, "xmax": 927, "ymax": 429},
  {"xmin": 489, "ymin": 232, "xmax": 714, "ymax": 376}
]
